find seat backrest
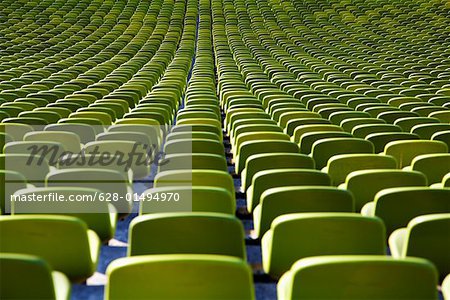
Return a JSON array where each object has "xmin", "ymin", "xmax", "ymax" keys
[
  {"xmin": 243, "ymin": 153, "xmax": 315, "ymax": 190},
  {"xmin": 384, "ymin": 140, "xmax": 448, "ymax": 168},
  {"xmin": 374, "ymin": 187, "xmax": 450, "ymax": 235},
  {"xmin": 129, "ymin": 213, "xmax": 245, "ymax": 258},
  {"xmin": 140, "ymin": 186, "xmax": 235, "ymax": 215},
  {"xmin": 24, "ymin": 131, "xmax": 81, "ymax": 153},
  {"xmin": 0, "ymin": 215, "xmax": 99, "ymax": 281},
  {"xmin": 159, "ymin": 153, "xmax": 227, "ymax": 172},
  {"xmin": 105, "ymin": 255, "xmax": 254, "ymax": 300},
  {"xmin": 311, "ymin": 138, "xmax": 374, "ymax": 169},
  {"xmin": 0, "ymin": 154, "xmax": 50, "ymax": 186},
  {"xmin": 342, "ymin": 170, "xmax": 427, "ymax": 211},
  {"xmin": 263, "ymin": 213, "xmax": 385, "ymax": 277},
  {"xmin": 84, "ymin": 141, "xmax": 151, "ymax": 178},
  {"xmin": 409, "ymin": 154, "xmax": 450, "ymax": 184},
  {"xmin": 237, "ymin": 140, "xmax": 299, "ymax": 173},
  {"xmin": 366, "ymin": 132, "xmax": 420, "ymax": 153},
  {"xmin": 324, "ymin": 154, "xmax": 397, "ymax": 186},
  {"xmin": 0, "ymin": 254, "xmax": 59, "ymax": 299},
  {"xmin": 248, "ymin": 169, "xmax": 331, "ymax": 212},
  {"xmin": 405, "ymin": 214, "xmax": 450, "ymax": 279},
  {"xmin": 278, "ymin": 256, "xmax": 438, "ymax": 300},
  {"xmin": 154, "ymin": 170, "xmax": 235, "ymax": 199},
  {"xmin": 255, "ymin": 187, "xmax": 354, "ymax": 237}
]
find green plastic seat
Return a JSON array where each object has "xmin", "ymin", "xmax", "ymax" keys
[
  {"xmin": 3, "ymin": 141, "xmax": 66, "ymax": 165},
  {"xmin": 84, "ymin": 141, "xmax": 150, "ymax": 179},
  {"xmin": 253, "ymin": 187, "xmax": 354, "ymax": 237},
  {"xmin": 367, "ymin": 132, "xmax": 420, "ymax": 153},
  {"xmin": 140, "ymin": 186, "xmax": 235, "ymax": 215},
  {"xmin": 0, "ymin": 253, "xmax": 71, "ymax": 300},
  {"xmin": 0, "ymin": 123, "xmax": 34, "ymax": 140},
  {"xmin": 285, "ymin": 118, "xmax": 331, "ymax": 136},
  {"xmin": 236, "ymin": 140, "xmax": 299, "ymax": 173},
  {"xmin": 299, "ymin": 131, "xmax": 353, "ymax": 155},
  {"xmin": 24, "ymin": 131, "xmax": 81, "ymax": 153},
  {"xmin": 0, "ymin": 215, "xmax": 100, "ymax": 282},
  {"xmin": 105, "ymin": 255, "xmax": 254, "ymax": 300},
  {"xmin": 129, "ymin": 213, "xmax": 245, "ymax": 258},
  {"xmin": 242, "ymin": 153, "xmax": 315, "ymax": 191},
  {"xmin": 108, "ymin": 124, "xmax": 162, "ymax": 147},
  {"xmin": 45, "ymin": 169, "xmax": 133, "ymax": 216},
  {"xmin": 12, "ymin": 187, "xmax": 117, "ymax": 242},
  {"xmin": 262, "ymin": 213, "xmax": 385, "ymax": 278},
  {"xmin": 429, "ymin": 111, "xmax": 450, "ymax": 123},
  {"xmin": 390, "ymin": 214, "xmax": 450, "ymax": 280},
  {"xmin": 340, "ymin": 118, "xmax": 386, "ymax": 132},
  {"xmin": 45, "ymin": 124, "xmax": 97, "ymax": 144},
  {"xmin": 154, "ymin": 170, "xmax": 235, "ymax": 200},
  {"xmin": 323, "ymin": 154, "xmax": 397, "ymax": 186},
  {"xmin": 311, "ymin": 138, "xmax": 374, "ymax": 169},
  {"xmin": 384, "ymin": 140, "xmax": 448, "ymax": 168},
  {"xmin": 0, "ymin": 170, "xmax": 28, "ymax": 214},
  {"xmin": 18, "ymin": 111, "xmax": 61, "ymax": 124},
  {"xmin": 339, "ymin": 170, "xmax": 427, "ymax": 212},
  {"xmin": 361, "ymin": 187, "xmax": 450, "ymax": 235},
  {"xmin": 394, "ymin": 117, "xmax": 441, "ymax": 132},
  {"xmin": 247, "ymin": 169, "xmax": 331, "ymax": 212},
  {"xmin": 69, "ymin": 112, "xmax": 112, "ymax": 125},
  {"xmin": 277, "ymin": 256, "xmax": 438, "ymax": 300},
  {"xmin": 403, "ymin": 154, "xmax": 450, "ymax": 184},
  {"xmin": 0, "ymin": 154, "xmax": 50, "ymax": 186},
  {"xmin": 292, "ymin": 124, "xmax": 343, "ymax": 144},
  {"xmin": 166, "ymin": 131, "xmax": 220, "ymax": 142},
  {"xmin": 412, "ymin": 123, "xmax": 450, "ymax": 140},
  {"xmin": 164, "ymin": 138, "xmax": 225, "ymax": 156},
  {"xmin": 3, "ymin": 116, "xmax": 49, "ymax": 125},
  {"xmin": 352, "ymin": 124, "xmax": 402, "ymax": 138},
  {"xmin": 159, "ymin": 153, "xmax": 227, "ymax": 172}
]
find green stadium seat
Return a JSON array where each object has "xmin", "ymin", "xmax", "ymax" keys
[
  {"xmin": 0, "ymin": 253, "xmax": 71, "ymax": 300},
  {"xmin": 129, "ymin": 212, "xmax": 245, "ymax": 258},
  {"xmin": 261, "ymin": 213, "xmax": 385, "ymax": 278},
  {"xmin": 277, "ymin": 256, "xmax": 438, "ymax": 300},
  {"xmin": 105, "ymin": 255, "xmax": 254, "ymax": 300},
  {"xmin": 389, "ymin": 214, "xmax": 450, "ymax": 280},
  {"xmin": 383, "ymin": 140, "xmax": 448, "ymax": 168},
  {"xmin": 247, "ymin": 169, "xmax": 331, "ymax": 212},
  {"xmin": 362, "ymin": 187, "xmax": 450, "ymax": 235},
  {"xmin": 253, "ymin": 187, "xmax": 354, "ymax": 237},
  {"xmin": 0, "ymin": 215, "xmax": 100, "ymax": 282},
  {"xmin": 323, "ymin": 154, "xmax": 397, "ymax": 186}
]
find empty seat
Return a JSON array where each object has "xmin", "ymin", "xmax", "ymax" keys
[
  {"xmin": 242, "ymin": 153, "xmax": 315, "ymax": 190},
  {"xmin": 340, "ymin": 170, "xmax": 427, "ymax": 211},
  {"xmin": 384, "ymin": 140, "xmax": 448, "ymax": 168},
  {"xmin": 404, "ymin": 154, "xmax": 450, "ymax": 184},
  {"xmin": 253, "ymin": 187, "xmax": 354, "ymax": 237},
  {"xmin": 236, "ymin": 140, "xmax": 299, "ymax": 173},
  {"xmin": 390, "ymin": 214, "xmax": 450, "ymax": 280},
  {"xmin": 0, "ymin": 253, "xmax": 71, "ymax": 300},
  {"xmin": 262, "ymin": 213, "xmax": 385, "ymax": 277},
  {"xmin": 0, "ymin": 215, "xmax": 100, "ymax": 281},
  {"xmin": 129, "ymin": 213, "xmax": 245, "ymax": 258},
  {"xmin": 362, "ymin": 187, "xmax": 450, "ymax": 235},
  {"xmin": 311, "ymin": 138, "xmax": 374, "ymax": 169},
  {"xmin": 277, "ymin": 256, "xmax": 438, "ymax": 300},
  {"xmin": 140, "ymin": 186, "xmax": 234, "ymax": 215},
  {"xmin": 247, "ymin": 169, "xmax": 331, "ymax": 212},
  {"xmin": 323, "ymin": 154, "xmax": 397, "ymax": 186},
  {"xmin": 105, "ymin": 255, "xmax": 254, "ymax": 300}
]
